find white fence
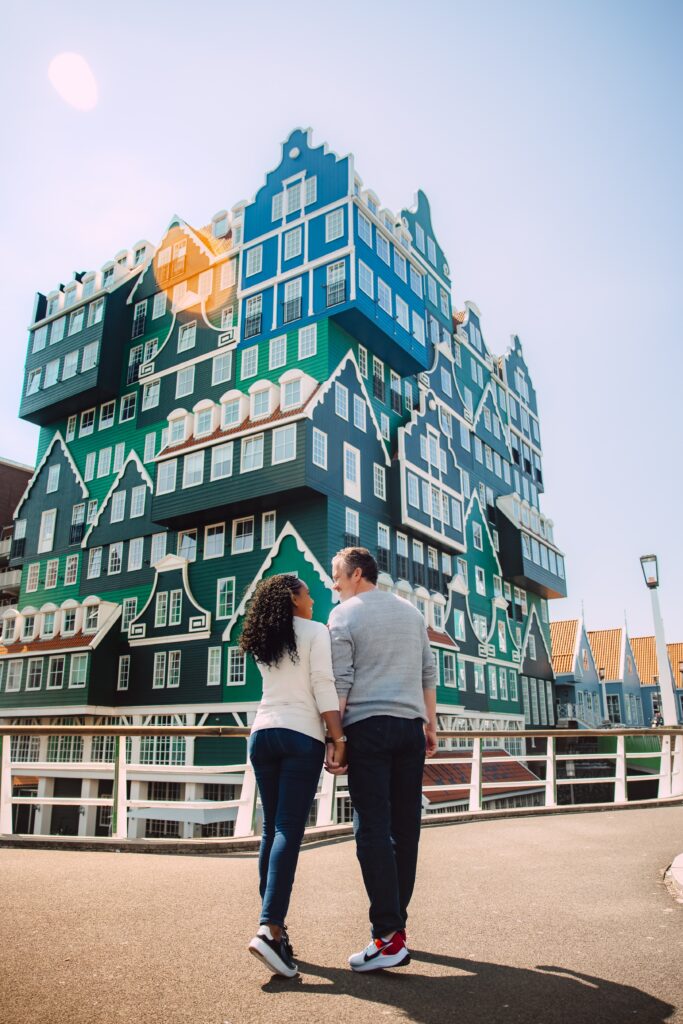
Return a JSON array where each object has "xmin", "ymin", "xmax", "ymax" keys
[{"xmin": 1, "ymin": 725, "xmax": 682, "ymax": 841}]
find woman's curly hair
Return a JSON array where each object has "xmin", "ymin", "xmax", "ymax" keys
[{"xmin": 239, "ymin": 574, "xmax": 304, "ymax": 667}]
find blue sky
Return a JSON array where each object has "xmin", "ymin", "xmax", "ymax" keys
[{"xmin": 2, "ymin": 0, "xmax": 681, "ymax": 638}]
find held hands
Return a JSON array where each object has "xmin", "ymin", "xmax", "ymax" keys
[{"xmin": 324, "ymin": 738, "xmax": 347, "ymax": 774}]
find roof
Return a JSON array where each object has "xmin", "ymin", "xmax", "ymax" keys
[
  {"xmin": 423, "ymin": 749, "xmax": 542, "ymax": 805},
  {"xmin": 427, "ymin": 627, "xmax": 457, "ymax": 648},
  {"xmin": 631, "ymin": 636, "xmax": 683, "ymax": 689},
  {"xmin": 0, "ymin": 632, "xmax": 93, "ymax": 657},
  {"xmin": 452, "ymin": 310, "xmax": 466, "ymax": 326},
  {"xmin": 194, "ymin": 224, "xmax": 233, "ymax": 256},
  {"xmin": 587, "ymin": 628, "xmax": 623, "ymax": 681},
  {"xmin": 161, "ymin": 389, "xmax": 319, "ymax": 458},
  {"xmin": 549, "ymin": 619, "xmax": 578, "ymax": 675}
]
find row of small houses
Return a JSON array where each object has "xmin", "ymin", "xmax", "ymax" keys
[
  {"xmin": 550, "ymin": 619, "xmax": 683, "ymax": 729},
  {"xmin": 422, "ymin": 622, "xmax": 683, "ymax": 818}
]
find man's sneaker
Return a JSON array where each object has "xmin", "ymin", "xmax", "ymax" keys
[
  {"xmin": 248, "ymin": 925, "xmax": 298, "ymax": 978},
  {"xmin": 348, "ymin": 932, "xmax": 410, "ymax": 972}
]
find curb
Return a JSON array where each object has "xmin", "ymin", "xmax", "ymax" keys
[
  {"xmin": 1, "ymin": 797, "xmax": 682, "ymax": 857},
  {"xmin": 665, "ymin": 852, "xmax": 683, "ymax": 899}
]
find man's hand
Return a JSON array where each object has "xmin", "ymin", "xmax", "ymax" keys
[
  {"xmin": 424, "ymin": 724, "xmax": 438, "ymax": 758},
  {"xmin": 324, "ymin": 739, "xmax": 348, "ymax": 774}
]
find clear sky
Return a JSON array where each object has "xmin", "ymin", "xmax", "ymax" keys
[{"xmin": 2, "ymin": 0, "xmax": 681, "ymax": 639}]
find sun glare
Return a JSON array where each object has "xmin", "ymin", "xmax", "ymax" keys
[{"xmin": 48, "ymin": 53, "xmax": 98, "ymax": 111}]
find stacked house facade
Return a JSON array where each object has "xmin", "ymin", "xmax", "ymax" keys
[{"xmin": 0, "ymin": 129, "xmax": 567, "ymax": 837}]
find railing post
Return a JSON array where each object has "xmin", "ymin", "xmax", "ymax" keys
[
  {"xmin": 0, "ymin": 735, "xmax": 13, "ymax": 835},
  {"xmin": 469, "ymin": 738, "xmax": 482, "ymax": 813},
  {"xmin": 671, "ymin": 734, "xmax": 683, "ymax": 798},
  {"xmin": 614, "ymin": 734, "xmax": 627, "ymax": 805},
  {"xmin": 315, "ymin": 769, "xmax": 336, "ymax": 827},
  {"xmin": 234, "ymin": 761, "xmax": 258, "ymax": 838},
  {"xmin": 544, "ymin": 736, "xmax": 556, "ymax": 808},
  {"xmin": 658, "ymin": 733, "xmax": 673, "ymax": 799},
  {"xmin": 111, "ymin": 734, "xmax": 128, "ymax": 840}
]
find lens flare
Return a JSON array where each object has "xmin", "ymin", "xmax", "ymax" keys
[{"xmin": 48, "ymin": 53, "xmax": 98, "ymax": 111}]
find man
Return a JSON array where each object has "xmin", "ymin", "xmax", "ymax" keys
[{"xmin": 327, "ymin": 546, "xmax": 437, "ymax": 972}]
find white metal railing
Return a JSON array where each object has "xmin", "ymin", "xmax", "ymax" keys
[
  {"xmin": 0, "ymin": 726, "xmax": 681, "ymax": 842},
  {"xmin": 0, "ymin": 538, "xmax": 11, "ymax": 558},
  {"xmin": 556, "ymin": 702, "xmax": 607, "ymax": 729}
]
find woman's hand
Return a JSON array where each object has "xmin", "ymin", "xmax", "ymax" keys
[{"xmin": 325, "ymin": 738, "xmax": 347, "ymax": 773}]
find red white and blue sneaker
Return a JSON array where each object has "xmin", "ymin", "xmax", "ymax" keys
[{"xmin": 348, "ymin": 931, "xmax": 410, "ymax": 972}]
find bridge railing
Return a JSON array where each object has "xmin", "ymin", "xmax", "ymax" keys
[{"xmin": 0, "ymin": 725, "xmax": 681, "ymax": 841}]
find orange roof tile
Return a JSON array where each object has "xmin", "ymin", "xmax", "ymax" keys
[
  {"xmin": 0, "ymin": 632, "xmax": 92, "ymax": 657},
  {"xmin": 549, "ymin": 619, "xmax": 578, "ymax": 675},
  {"xmin": 631, "ymin": 636, "xmax": 683, "ymax": 689},
  {"xmin": 427, "ymin": 628, "xmax": 457, "ymax": 648},
  {"xmin": 452, "ymin": 310, "xmax": 466, "ymax": 325},
  {"xmin": 587, "ymin": 628, "xmax": 623, "ymax": 681},
  {"xmin": 423, "ymin": 749, "xmax": 542, "ymax": 805},
  {"xmin": 195, "ymin": 224, "xmax": 233, "ymax": 256}
]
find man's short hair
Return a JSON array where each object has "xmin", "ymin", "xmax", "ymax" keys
[{"xmin": 334, "ymin": 547, "xmax": 378, "ymax": 585}]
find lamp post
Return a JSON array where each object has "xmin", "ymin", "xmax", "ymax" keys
[{"xmin": 640, "ymin": 554, "xmax": 679, "ymax": 726}]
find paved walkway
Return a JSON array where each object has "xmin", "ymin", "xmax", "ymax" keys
[{"xmin": 1, "ymin": 805, "xmax": 683, "ymax": 1024}]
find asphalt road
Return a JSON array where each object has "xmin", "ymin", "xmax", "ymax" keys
[{"xmin": 1, "ymin": 805, "xmax": 683, "ymax": 1024}]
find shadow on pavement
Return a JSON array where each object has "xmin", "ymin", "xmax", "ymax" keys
[{"xmin": 262, "ymin": 948, "xmax": 675, "ymax": 1023}]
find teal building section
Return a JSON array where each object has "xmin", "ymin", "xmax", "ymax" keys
[{"xmin": 1, "ymin": 128, "xmax": 568, "ymax": 740}]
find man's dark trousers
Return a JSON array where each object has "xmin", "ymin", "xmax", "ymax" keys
[{"xmin": 345, "ymin": 715, "xmax": 426, "ymax": 938}]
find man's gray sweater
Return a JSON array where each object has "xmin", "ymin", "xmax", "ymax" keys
[{"xmin": 328, "ymin": 589, "xmax": 436, "ymax": 726}]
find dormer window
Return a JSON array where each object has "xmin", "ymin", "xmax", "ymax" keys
[
  {"xmin": 281, "ymin": 378, "xmax": 301, "ymax": 410},
  {"xmin": 42, "ymin": 612, "xmax": 56, "ymax": 637},
  {"xmin": 64, "ymin": 284, "xmax": 79, "ymax": 308},
  {"xmin": 195, "ymin": 408, "xmax": 214, "ymax": 437},
  {"xmin": 103, "ymin": 266, "xmax": 115, "ymax": 287},
  {"xmin": 117, "ymin": 254, "xmax": 128, "ymax": 268},
  {"xmin": 2, "ymin": 618, "xmax": 15, "ymax": 642},
  {"xmin": 213, "ymin": 212, "xmax": 229, "ymax": 237},
  {"xmin": 169, "ymin": 418, "xmax": 186, "ymax": 445},
  {"xmin": 251, "ymin": 388, "xmax": 271, "ymax": 420},
  {"xmin": 84, "ymin": 606, "xmax": 99, "ymax": 632},
  {"xmin": 82, "ymin": 276, "xmax": 96, "ymax": 298},
  {"xmin": 62, "ymin": 609, "xmax": 77, "ymax": 635},
  {"xmin": 222, "ymin": 397, "xmax": 241, "ymax": 429},
  {"xmin": 22, "ymin": 614, "xmax": 36, "ymax": 640},
  {"xmin": 47, "ymin": 294, "xmax": 62, "ymax": 316},
  {"xmin": 134, "ymin": 245, "xmax": 147, "ymax": 265}
]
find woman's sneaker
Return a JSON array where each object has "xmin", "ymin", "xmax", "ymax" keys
[
  {"xmin": 348, "ymin": 932, "xmax": 409, "ymax": 972},
  {"xmin": 248, "ymin": 926, "xmax": 298, "ymax": 978}
]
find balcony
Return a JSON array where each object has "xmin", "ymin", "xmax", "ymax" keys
[
  {"xmin": 243, "ymin": 313, "xmax": 262, "ymax": 339},
  {"xmin": 0, "ymin": 568, "xmax": 21, "ymax": 593}
]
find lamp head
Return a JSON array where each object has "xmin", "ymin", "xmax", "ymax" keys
[{"xmin": 640, "ymin": 554, "xmax": 659, "ymax": 589}]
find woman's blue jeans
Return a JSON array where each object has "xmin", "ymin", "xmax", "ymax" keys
[{"xmin": 248, "ymin": 727, "xmax": 325, "ymax": 927}]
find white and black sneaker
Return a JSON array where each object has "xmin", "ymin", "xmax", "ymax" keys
[
  {"xmin": 248, "ymin": 925, "xmax": 298, "ymax": 978},
  {"xmin": 348, "ymin": 932, "xmax": 410, "ymax": 972}
]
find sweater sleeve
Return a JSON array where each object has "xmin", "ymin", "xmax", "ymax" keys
[
  {"xmin": 328, "ymin": 608, "xmax": 355, "ymax": 699},
  {"xmin": 421, "ymin": 620, "xmax": 437, "ymax": 690},
  {"xmin": 309, "ymin": 625, "xmax": 342, "ymax": 714}
]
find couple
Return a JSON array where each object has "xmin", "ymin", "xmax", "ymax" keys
[{"xmin": 240, "ymin": 546, "xmax": 437, "ymax": 978}]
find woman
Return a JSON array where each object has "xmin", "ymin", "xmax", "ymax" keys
[{"xmin": 240, "ymin": 574, "xmax": 346, "ymax": 978}]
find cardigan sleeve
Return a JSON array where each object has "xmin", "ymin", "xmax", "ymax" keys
[{"xmin": 309, "ymin": 624, "xmax": 341, "ymax": 714}]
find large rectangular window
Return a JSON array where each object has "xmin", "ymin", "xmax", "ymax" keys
[
  {"xmin": 272, "ymin": 424, "xmax": 296, "ymax": 464},
  {"xmin": 232, "ymin": 517, "xmax": 254, "ymax": 554},
  {"xmin": 241, "ymin": 435, "xmax": 264, "ymax": 472}
]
